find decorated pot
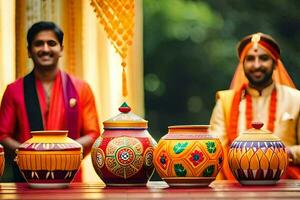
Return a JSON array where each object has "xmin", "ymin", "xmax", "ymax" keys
[
  {"xmin": 0, "ymin": 144, "xmax": 4, "ymax": 177},
  {"xmin": 153, "ymin": 125, "xmax": 224, "ymax": 187},
  {"xmin": 228, "ymin": 122, "xmax": 288, "ymax": 185},
  {"xmin": 15, "ymin": 130, "xmax": 83, "ymax": 188},
  {"xmin": 91, "ymin": 102, "xmax": 156, "ymax": 186}
]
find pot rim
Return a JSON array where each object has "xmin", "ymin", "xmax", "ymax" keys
[{"xmin": 168, "ymin": 125, "xmax": 211, "ymax": 129}]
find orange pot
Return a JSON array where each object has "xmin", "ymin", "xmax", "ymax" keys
[
  {"xmin": 15, "ymin": 130, "xmax": 83, "ymax": 188},
  {"xmin": 153, "ymin": 125, "xmax": 224, "ymax": 187},
  {"xmin": 228, "ymin": 122, "xmax": 288, "ymax": 185}
]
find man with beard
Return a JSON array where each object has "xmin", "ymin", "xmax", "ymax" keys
[
  {"xmin": 0, "ymin": 21, "xmax": 100, "ymax": 181},
  {"xmin": 210, "ymin": 32, "xmax": 300, "ymax": 179}
]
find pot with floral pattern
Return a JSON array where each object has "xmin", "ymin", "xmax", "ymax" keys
[
  {"xmin": 153, "ymin": 125, "xmax": 224, "ymax": 187},
  {"xmin": 228, "ymin": 122, "xmax": 288, "ymax": 185},
  {"xmin": 0, "ymin": 144, "xmax": 4, "ymax": 177},
  {"xmin": 91, "ymin": 102, "xmax": 156, "ymax": 186},
  {"xmin": 15, "ymin": 130, "xmax": 83, "ymax": 188}
]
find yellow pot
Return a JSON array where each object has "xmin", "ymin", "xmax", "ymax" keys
[
  {"xmin": 228, "ymin": 122, "xmax": 288, "ymax": 185},
  {"xmin": 153, "ymin": 125, "xmax": 224, "ymax": 187},
  {"xmin": 15, "ymin": 130, "xmax": 83, "ymax": 188}
]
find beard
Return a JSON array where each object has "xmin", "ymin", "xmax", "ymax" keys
[{"xmin": 245, "ymin": 68, "xmax": 274, "ymax": 87}]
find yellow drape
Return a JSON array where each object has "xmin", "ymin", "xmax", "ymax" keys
[
  {"xmin": 0, "ymin": 0, "xmax": 16, "ymax": 99},
  {"xmin": 1, "ymin": 0, "xmax": 144, "ymax": 183},
  {"xmin": 80, "ymin": 0, "xmax": 144, "ymax": 182}
]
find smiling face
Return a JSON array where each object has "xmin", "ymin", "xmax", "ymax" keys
[
  {"xmin": 28, "ymin": 30, "xmax": 63, "ymax": 71},
  {"xmin": 243, "ymin": 45, "xmax": 275, "ymax": 89}
]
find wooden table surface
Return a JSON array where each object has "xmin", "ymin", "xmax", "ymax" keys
[{"xmin": 1, "ymin": 180, "xmax": 300, "ymax": 199}]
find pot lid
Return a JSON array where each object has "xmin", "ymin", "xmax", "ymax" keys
[
  {"xmin": 103, "ymin": 102, "xmax": 148, "ymax": 129},
  {"xmin": 235, "ymin": 122, "xmax": 281, "ymax": 141}
]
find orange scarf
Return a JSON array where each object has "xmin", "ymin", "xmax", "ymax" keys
[
  {"xmin": 35, "ymin": 71, "xmax": 66, "ymax": 130},
  {"xmin": 228, "ymin": 84, "xmax": 277, "ymax": 145}
]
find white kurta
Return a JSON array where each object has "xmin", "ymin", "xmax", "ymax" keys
[{"xmin": 210, "ymin": 83, "xmax": 300, "ymax": 164}]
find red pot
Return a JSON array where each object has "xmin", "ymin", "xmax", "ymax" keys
[{"xmin": 91, "ymin": 103, "xmax": 156, "ymax": 186}]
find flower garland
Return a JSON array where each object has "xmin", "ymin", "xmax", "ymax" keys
[
  {"xmin": 228, "ymin": 84, "xmax": 277, "ymax": 145},
  {"xmin": 245, "ymin": 87, "xmax": 277, "ymax": 131}
]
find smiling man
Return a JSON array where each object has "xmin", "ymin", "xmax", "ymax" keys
[
  {"xmin": 210, "ymin": 33, "xmax": 300, "ymax": 179},
  {"xmin": 0, "ymin": 21, "xmax": 100, "ymax": 181}
]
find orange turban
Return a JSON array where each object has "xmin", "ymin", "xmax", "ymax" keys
[{"xmin": 230, "ymin": 32, "xmax": 295, "ymax": 90}]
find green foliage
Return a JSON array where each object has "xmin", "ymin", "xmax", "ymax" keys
[
  {"xmin": 174, "ymin": 163, "xmax": 187, "ymax": 177},
  {"xmin": 173, "ymin": 142, "xmax": 189, "ymax": 154}
]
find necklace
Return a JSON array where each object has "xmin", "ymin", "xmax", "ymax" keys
[
  {"xmin": 245, "ymin": 87, "xmax": 277, "ymax": 131},
  {"xmin": 228, "ymin": 84, "xmax": 277, "ymax": 144}
]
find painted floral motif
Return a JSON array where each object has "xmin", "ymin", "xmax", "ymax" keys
[
  {"xmin": 159, "ymin": 151, "xmax": 169, "ymax": 170},
  {"xmin": 173, "ymin": 142, "xmax": 189, "ymax": 154},
  {"xmin": 174, "ymin": 164, "xmax": 187, "ymax": 177},
  {"xmin": 203, "ymin": 165, "xmax": 215, "ymax": 177},
  {"xmin": 116, "ymin": 147, "xmax": 135, "ymax": 165},
  {"xmin": 189, "ymin": 150, "xmax": 204, "ymax": 166},
  {"xmin": 96, "ymin": 148, "xmax": 105, "ymax": 168},
  {"xmin": 105, "ymin": 137, "xmax": 144, "ymax": 178},
  {"xmin": 144, "ymin": 147, "xmax": 154, "ymax": 167},
  {"xmin": 206, "ymin": 141, "xmax": 216, "ymax": 154}
]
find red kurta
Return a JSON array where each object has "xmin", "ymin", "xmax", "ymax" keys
[
  {"xmin": 0, "ymin": 70, "xmax": 100, "ymax": 143},
  {"xmin": 0, "ymin": 70, "xmax": 100, "ymax": 182}
]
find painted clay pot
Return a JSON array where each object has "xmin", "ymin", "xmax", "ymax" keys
[
  {"xmin": 153, "ymin": 125, "xmax": 224, "ymax": 187},
  {"xmin": 0, "ymin": 144, "xmax": 4, "ymax": 177},
  {"xmin": 91, "ymin": 102, "xmax": 156, "ymax": 186},
  {"xmin": 15, "ymin": 130, "xmax": 83, "ymax": 188},
  {"xmin": 228, "ymin": 122, "xmax": 288, "ymax": 185}
]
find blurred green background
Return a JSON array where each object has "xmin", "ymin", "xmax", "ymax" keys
[{"xmin": 143, "ymin": 0, "xmax": 300, "ymax": 142}]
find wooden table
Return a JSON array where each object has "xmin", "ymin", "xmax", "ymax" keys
[{"xmin": 1, "ymin": 180, "xmax": 300, "ymax": 199}]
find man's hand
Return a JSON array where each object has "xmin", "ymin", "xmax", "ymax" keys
[
  {"xmin": 75, "ymin": 135, "xmax": 94, "ymax": 157},
  {"xmin": 287, "ymin": 147, "xmax": 294, "ymax": 164},
  {"xmin": 0, "ymin": 137, "xmax": 21, "ymax": 152}
]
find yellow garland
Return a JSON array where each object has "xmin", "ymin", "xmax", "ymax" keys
[{"xmin": 90, "ymin": 0, "xmax": 135, "ymax": 97}]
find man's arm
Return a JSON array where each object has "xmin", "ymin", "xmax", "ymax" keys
[
  {"xmin": 210, "ymin": 99, "xmax": 229, "ymax": 146},
  {"xmin": 0, "ymin": 137, "xmax": 21, "ymax": 151},
  {"xmin": 76, "ymin": 135, "xmax": 94, "ymax": 157},
  {"xmin": 0, "ymin": 85, "xmax": 19, "ymax": 151},
  {"xmin": 210, "ymin": 97, "xmax": 238, "ymax": 180},
  {"xmin": 77, "ymin": 82, "xmax": 100, "ymax": 157}
]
